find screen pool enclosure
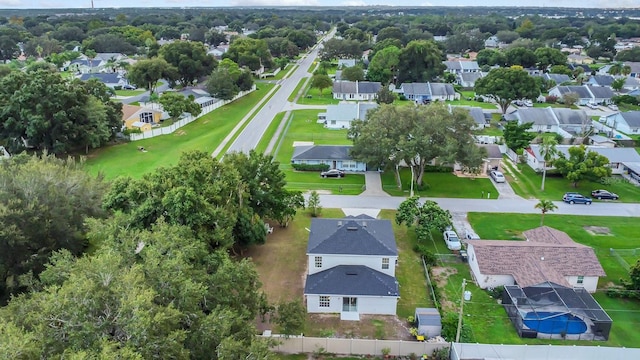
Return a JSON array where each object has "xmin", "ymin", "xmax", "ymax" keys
[{"xmin": 502, "ymin": 282, "xmax": 612, "ymax": 340}]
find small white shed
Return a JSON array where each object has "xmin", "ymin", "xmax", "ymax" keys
[{"xmin": 415, "ymin": 307, "xmax": 442, "ymax": 338}]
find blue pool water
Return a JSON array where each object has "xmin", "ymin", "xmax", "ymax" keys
[{"xmin": 523, "ymin": 312, "xmax": 587, "ymax": 334}]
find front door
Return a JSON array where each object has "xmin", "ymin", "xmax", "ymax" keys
[
  {"xmin": 332, "ymin": 160, "xmax": 337, "ymax": 169},
  {"xmin": 342, "ymin": 297, "xmax": 357, "ymax": 312}
]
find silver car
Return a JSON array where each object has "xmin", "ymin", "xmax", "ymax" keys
[{"xmin": 490, "ymin": 170, "xmax": 506, "ymax": 183}]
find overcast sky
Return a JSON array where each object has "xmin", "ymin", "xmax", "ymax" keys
[{"xmin": 0, "ymin": 0, "xmax": 637, "ymax": 9}]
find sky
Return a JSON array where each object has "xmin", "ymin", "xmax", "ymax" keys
[{"xmin": 0, "ymin": 0, "xmax": 638, "ymax": 9}]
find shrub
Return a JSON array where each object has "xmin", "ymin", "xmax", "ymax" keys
[
  {"xmin": 123, "ymin": 128, "xmax": 142, "ymax": 135},
  {"xmin": 114, "ymin": 85, "xmax": 122, "ymax": 90},
  {"xmin": 291, "ymin": 163, "xmax": 330, "ymax": 171},
  {"xmin": 612, "ymin": 95, "xmax": 639, "ymax": 106},
  {"xmin": 399, "ymin": 95, "xmax": 407, "ymax": 101},
  {"xmin": 424, "ymin": 165, "xmax": 454, "ymax": 173},
  {"xmin": 545, "ymin": 95, "xmax": 558, "ymax": 103},
  {"xmin": 487, "ymin": 285, "xmax": 505, "ymax": 299},
  {"xmin": 413, "ymin": 244, "xmax": 438, "ymax": 266}
]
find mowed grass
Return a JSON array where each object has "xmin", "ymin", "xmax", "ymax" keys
[
  {"xmin": 466, "ymin": 212, "xmax": 640, "ymax": 347},
  {"xmin": 273, "ymin": 109, "xmax": 364, "ymax": 195},
  {"xmin": 85, "ymin": 84, "xmax": 274, "ymax": 179},
  {"xmin": 296, "ymin": 85, "xmax": 340, "ymax": 105},
  {"xmin": 255, "ymin": 111, "xmax": 287, "ymax": 154},
  {"xmin": 288, "ymin": 77, "xmax": 308, "ymax": 102},
  {"xmin": 502, "ymin": 160, "xmax": 640, "ymax": 203},
  {"xmin": 381, "ymin": 167, "xmax": 497, "ymax": 199}
]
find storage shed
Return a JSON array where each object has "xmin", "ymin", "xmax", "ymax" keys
[{"xmin": 415, "ymin": 307, "xmax": 442, "ymax": 338}]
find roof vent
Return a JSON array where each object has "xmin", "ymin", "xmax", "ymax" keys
[
  {"xmin": 337, "ymin": 221, "xmax": 342, "ymax": 227},
  {"xmin": 347, "ymin": 226, "xmax": 358, "ymax": 231},
  {"xmin": 346, "ymin": 271, "xmax": 358, "ymax": 275},
  {"xmin": 362, "ymin": 221, "xmax": 367, "ymax": 227},
  {"xmin": 541, "ymin": 257, "xmax": 545, "ymax": 261}
]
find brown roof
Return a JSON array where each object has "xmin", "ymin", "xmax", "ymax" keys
[
  {"xmin": 122, "ymin": 104, "xmax": 141, "ymax": 120},
  {"xmin": 469, "ymin": 226, "xmax": 605, "ymax": 288}
]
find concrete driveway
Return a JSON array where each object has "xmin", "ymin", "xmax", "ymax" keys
[{"xmin": 360, "ymin": 171, "xmax": 389, "ymax": 197}]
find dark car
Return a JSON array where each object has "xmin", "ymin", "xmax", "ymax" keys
[
  {"xmin": 320, "ymin": 169, "xmax": 345, "ymax": 178},
  {"xmin": 562, "ymin": 192, "xmax": 581, "ymax": 201},
  {"xmin": 591, "ymin": 189, "xmax": 619, "ymax": 200},
  {"xmin": 563, "ymin": 193, "xmax": 592, "ymax": 205},
  {"xmin": 123, "ymin": 84, "xmax": 137, "ymax": 90}
]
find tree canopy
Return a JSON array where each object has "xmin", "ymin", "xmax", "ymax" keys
[
  {"xmin": 475, "ymin": 68, "xmax": 539, "ymax": 114},
  {"xmin": 128, "ymin": 57, "xmax": 178, "ymax": 94},
  {"xmin": 552, "ymin": 145, "xmax": 612, "ymax": 187},
  {"xmin": 159, "ymin": 41, "xmax": 217, "ymax": 86},
  {"xmin": 397, "ymin": 40, "xmax": 446, "ymax": 84},
  {"xmin": 502, "ymin": 121, "xmax": 537, "ymax": 152},
  {"xmin": 395, "ymin": 196, "xmax": 452, "ymax": 243}
]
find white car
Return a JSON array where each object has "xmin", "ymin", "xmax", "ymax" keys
[
  {"xmin": 608, "ymin": 104, "xmax": 618, "ymax": 111},
  {"xmin": 443, "ymin": 230, "xmax": 462, "ymax": 251},
  {"xmin": 490, "ymin": 170, "xmax": 506, "ymax": 183},
  {"xmin": 465, "ymin": 230, "xmax": 480, "ymax": 240}
]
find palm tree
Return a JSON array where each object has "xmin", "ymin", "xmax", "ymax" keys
[
  {"xmin": 535, "ymin": 200, "xmax": 557, "ymax": 226},
  {"xmin": 608, "ymin": 62, "xmax": 622, "ymax": 76},
  {"xmin": 539, "ymin": 137, "xmax": 557, "ymax": 191}
]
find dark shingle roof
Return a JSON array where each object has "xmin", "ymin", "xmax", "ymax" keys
[
  {"xmin": 477, "ymin": 144, "xmax": 502, "ymax": 159},
  {"xmin": 590, "ymin": 75, "xmax": 615, "ymax": 86},
  {"xmin": 554, "ymin": 85, "xmax": 592, "ymax": 99},
  {"xmin": 304, "ymin": 265, "xmax": 399, "ymax": 296},
  {"xmin": 332, "ymin": 81, "xmax": 381, "ymax": 94},
  {"xmin": 400, "ymin": 82, "xmax": 455, "ymax": 97},
  {"xmin": 620, "ymin": 111, "xmax": 640, "ymax": 128},
  {"xmin": 292, "ymin": 145, "xmax": 353, "ymax": 161},
  {"xmin": 543, "ymin": 73, "xmax": 571, "ymax": 84},
  {"xmin": 552, "ymin": 108, "xmax": 588, "ymax": 125},
  {"xmin": 515, "ymin": 108, "xmax": 557, "ymax": 126},
  {"xmin": 307, "ymin": 218, "xmax": 397, "ymax": 256},
  {"xmin": 588, "ymin": 86, "xmax": 614, "ymax": 99},
  {"xmin": 79, "ymin": 73, "xmax": 122, "ymax": 83}
]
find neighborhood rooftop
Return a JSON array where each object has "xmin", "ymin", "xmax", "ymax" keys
[
  {"xmin": 304, "ymin": 265, "xmax": 399, "ymax": 297},
  {"xmin": 307, "ymin": 217, "xmax": 397, "ymax": 256},
  {"xmin": 528, "ymin": 145, "xmax": 640, "ymax": 163},
  {"xmin": 292, "ymin": 145, "xmax": 354, "ymax": 161}
]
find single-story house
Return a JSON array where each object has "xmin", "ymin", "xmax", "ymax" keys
[
  {"xmin": 79, "ymin": 73, "xmax": 127, "ymax": 88},
  {"xmin": 624, "ymin": 61, "xmax": 640, "ymax": 78},
  {"xmin": 525, "ymin": 144, "xmax": 640, "ymax": 175},
  {"xmin": 602, "ymin": 111, "xmax": 640, "ymax": 134},
  {"xmin": 177, "ymin": 88, "xmax": 218, "ymax": 108},
  {"xmin": 457, "ymin": 72, "xmax": 485, "ymax": 88},
  {"xmin": 467, "ymin": 226, "xmax": 606, "ymax": 293},
  {"xmin": 588, "ymin": 135, "xmax": 616, "ymax": 148},
  {"xmin": 540, "ymin": 73, "xmax": 572, "ymax": 85},
  {"xmin": 318, "ymin": 102, "xmax": 377, "ymax": 129},
  {"xmin": 291, "ymin": 144, "xmax": 367, "ymax": 172},
  {"xmin": 338, "ymin": 59, "xmax": 357, "ymax": 69},
  {"xmin": 122, "ymin": 104, "xmax": 163, "ymax": 132},
  {"xmin": 623, "ymin": 77, "xmax": 640, "ymax": 90},
  {"xmin": 477, "ymin": 144, "xmax": 503, "ymax": 172},
  {"xmin": 586, "ymin": 75, "xmax": 615, "ymax": 87},
  {"xmin": 332, "ymin": 81, "xmax": 381, "ymax": 101},
  {"xmin": 415, "ymin": 308, "xmax": 442, "ymax": 338},
  {"xmin": 444, "ymin": 60, "xmax": 480, "ymax": 74},
  {"xmin": 68, "ymin": 58, "xmax": 104, "ymax": 74},
  {"xmin": 589, "ymin": 86, "xmax": 616, "ymax": 104},
  {"xmin": 548, "ymin": 85, "xmax": 614, "ymax": 105},
  {"xmin": 304, "ymin": 215, "xmax": 399, "ymax": 319},
  {"xmin": 449, "ymin": 105, "xmax": 488, "ymax": 129},
  {"xmin": 504, "ymin": 107, "xmax": 559, "ymax": 133},
  {"xmin": 396, "ymin": 82, "xmax": 459, "ymax": 104}
]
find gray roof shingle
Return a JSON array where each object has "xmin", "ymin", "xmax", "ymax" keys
[
  {"xmin": 620, "ymin": 111, "xmax": 640, "ymax": 128},
  {"xmin": 553, "ymin": 108, "xmax": 588, "ymax": 125},
  {"xmin": 325, "ymin": 102, "xmax": 377, "ymax": 122},
  {"xmin": 332, "ymin": 81, "xmax": 381, "ymax": 94},
  {"xmin": 554, "ymin": 85, "xmax": 592, "ymax": 99},
  {"xmin": 79, "ymin": 73, "xmax": 122, "ymax": 83},
  {"xmin": 307, "ymin": 218, "xmax": 397, "ymax": 256},
  {"xmin": 590, "ymin": 75, "xmax": 615, "ymax": 86},
  {"xmin": 304, "ymin": 265, "xmax": 399, "ymax": 296},
  {"xmin": 292, "ymin": 145, "xmax": 353, "ymax": 161},
  {"xmin": 588, "ymin": 86, "xmax": 615, "ymax": 99}
]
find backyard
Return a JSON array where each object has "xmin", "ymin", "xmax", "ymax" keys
[
  {"xmin": 272, "ymin": 109, "xmax": 365, "ymax": 195},
  {"xmin": 381, "ymin": 168, "xmax": 497, "ymax": 199},
  {"xmin": 85, "ymin": 83, "xmax": 275, "ymax": 179},
  {"xmin": 501, "ymin": 159, "xmax": 640, "ymax": 203}
]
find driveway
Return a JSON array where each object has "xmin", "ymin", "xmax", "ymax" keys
[{"xmin": 360, "ymin": 171, "xmax": 390, "ymax": 197}]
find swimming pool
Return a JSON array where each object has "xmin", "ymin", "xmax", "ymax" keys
[{"xmin": 523, "ymin": 311, "xmax": 587, "ymax": 334}]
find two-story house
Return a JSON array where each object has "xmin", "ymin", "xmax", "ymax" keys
[{"xmin": 304, "ymin": 215, "xmax": 399, "ymax": 320}]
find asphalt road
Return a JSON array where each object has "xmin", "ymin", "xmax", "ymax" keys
[
  {"xmin": 318, "ymin": 195, "xmax": 640, "ymax": 217},
  {"xmin": 224, "ymin": 30, "xmax": 334, "ymax": 154}
]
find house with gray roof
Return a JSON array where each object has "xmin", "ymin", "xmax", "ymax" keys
[
  {"xmin": 79, "ymin": 73, "xmax": 127, "ymax": 88},
  {"xmin": 457, "ymin": 72, "xmax": 485, "ymax": 88},
  {"xmin": 332, "ymin": 81, "xmax": 381, "ymax": 101},
  {"xmin": 539, "ymin": 73, "xmax": 572, "ymax": 85},
  {"xmin": 397, "ymin": 82, "xmax": 459, "ymax": 104},
  {"xmin": 444, "ymin": 60, "xmax": 480, "ymax": 74},
  {"xmin": 587, "ymin": 75, "xmax": 615, "ymax": 87},
  {"xmin": 449, "ymin": 105, "xmax": 488, "ymax": 129},
  {"xmin": 318, "ymin": 102, "xmax": 377, "ymax": 129},
  {"xmin": 467, "ymin": 226, "xmax": 605, "ymax": 293},
  {"xmin": 505, "ymin": 107, "xmax": 589, "ymax": 136},
  {"xmin": 624, "ymin": 61, "xmax": 640, "ymax": 78},
  {"xmin": 304, "ymin": 215, "xmax": 399, "ymax": 319},
  {"xmin": 526, "ymin": 144, "xmax": 640, "ymax": 175},
  {"xmin": 548, "ymin": 85, "xmax": 614, "ymax": 105},
  {"xmin": 602, "ymin": 111, "xmax": 640, "ymax": 135},
  {"xmin": 291, "ymin": 145, "xmax": 366, "ymax": 172}
]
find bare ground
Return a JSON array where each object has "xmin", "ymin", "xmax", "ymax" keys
[{"xmin": 431, "ymin": 266, "xmax": 458, "ymax": 311}]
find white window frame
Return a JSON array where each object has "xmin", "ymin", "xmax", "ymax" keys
[
  {"xmin": 577, "ymin": 276, "xmax": 584, "ymax": 284},
  {"xmin": 382, "ymin": 258, "xmax": 389, "ymax": 270},
  {"xmin": 319, "ymin": 296, "xmax": 330, "ymax": 307},
  {"xmin": 314, "ymin": 256, "xmax": 322, "ymax": 268}
]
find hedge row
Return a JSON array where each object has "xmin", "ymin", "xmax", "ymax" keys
[{"xmin": 291, "ymin": 163, "xmax": 330, "ymax": 171}]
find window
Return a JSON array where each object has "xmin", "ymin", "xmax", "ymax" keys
[
  {"xmin": 319, "ymin": 296, "xmax": 330, "ymax": 307},
  {"xmin": 330, "ymin": 120, "xmax": 336, "ymax": 125},
  {"xmin": 314, "ymin": 256, "xmax": 322, "ymax": 268},
  {"xmin": 382, "ymin": 258, "xmax": 389, "ymax": 270},
  {"xmin": 139, "ymin": 112, "xmax": 154, "ymax": 124},
  {"xmin": 577, "ymin": 276, "xmax": 584, "ymax": 284}
]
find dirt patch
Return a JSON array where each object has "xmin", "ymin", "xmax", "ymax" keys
[
  {"xmin": 175, "ymin": 130, "xmax": 186, "ymax": 136},
  {"xmin": 301, "ymin": 314, "xmax": 412, "ymax": 340},
  {"xmin": 431, "ymin": 267, "xmax": 458, "ymax": 311},
  {"xmin": 584, "ymin": 226, "xmax": 612, "ymax": 236}
]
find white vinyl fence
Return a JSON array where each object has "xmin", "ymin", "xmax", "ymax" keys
[
  {"xmin": 129, "ymin": 86, "xmax": 255, "ymax": 141},
  {"xmin": 263, "ymin": 335, "xmax": 448, "ymax": 357}
]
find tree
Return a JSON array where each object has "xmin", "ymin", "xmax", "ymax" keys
[
  {"xmin": 396, "ymin": 196, "xmax": 452, "ymax": 243},
  {"xmin": 622, "ymin": 260, "xmax": 640, "ymax": 293},
  {"xmin": 0, "ymin": 154, "xmax": 107, "ymax": 302},
  {"xmin": 475, "ymin": 67, "xmax": 539, "ymax": 114},
  {"xmin": 397, "ymin": 40, "xmax": 446, "ymax": 84},
  {"xmin": 553, "ymin": 145, "xmax": 612, "ymax": 187},
  {"xmin": 224, "ymin": 37, "xmax": 272, "ymax": 71},
  {"xmin": 611, "ymin": 78, "xmax": 626, "ymax": 92},
  {"xmin": 367, "ymin": 45, "xmax": 400, "ymax": 84},
  {"xmin": 562, "ymin": 92, "xmax": 580, "ymax": 107},
  {"xmin": 307, "ymin": 190, "xmax": 322, "ymax": 217},
  {"xmin": 502, "ymin": 121, "xmax": 537, "ymax": 152},
  {"xmin": 206, "ymin": 68, "xmax": 239, "ymax": 100},
  {"xmin": 476, "ymin": 49, "xmax": 506, "ymax": 67},
  {"xmin": 273, "ymin": 300, "xmax": 306, "ymax": 337},
  {"xmin": 534, "ymin": 47, "xmax": 567, "ymax": 69},
  {"xmin": 128, "ymin": 58, "xmax": 178, "ymax": 94},
  {"xmin": 158, "ymin": 92, "xmax": 202, "ymax": 120},
  {"xmin": 505, "ymin": 47, "xmax": 537, "ymax": 68},
  {"xmin": 376, "ymin": 86, "xmax": 396, "ymax": 104},
  {"xmin": 377, "ymin": 26, "xmax": 404, "ymax": 43},
  {"xmin": 539, "ymin": 137, "xmax": 558, "ymax": 191},
  {"xmin": 496, "ymin": 30, "xmax": 520, "ymax": 44},
  {"xmin": 534, "ymin": 200, "xmax": 557, "ymax": 226},
  {"xmin": 160, "ymin": 41, "xmax": 217, "ymax": 85},
  {"xmin": 341, "ymin": 65, "xmax": 365, "ymax": 81},
  {"xmin": 310, "ymin": 73, "xmax": 332, "ymax": 95}
]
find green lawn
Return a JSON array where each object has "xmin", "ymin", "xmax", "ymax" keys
[
  {"xmin": 448, "ymin": 99, "xmax": 499, "ymax": 110},
  {"xmin": 532, "ymin": 103, "xmax": 572, "ymax": 109},
  {"xmin": 466, "ymin": 212, "xmax": 640, "ymax": 346},
  {"xmin": 473, "ymin": 124, "xmax": 503, "ymax": 136},
  {"xmin": 255, "ymin": 112, "xmax": 287, "ymax": 154},
  {"xmin": 272, "ymin": 109, "xmax": 364, "ymax": 194},
  {"xmin": 85, "ymin": 83, "xmax": 275, "ymax": 180},
  {"xmin": 288, "ymin": 77, "xmax": 308, "ymax": 102},
  {"xmin": 114, "ymin": 89, "xmax": 145, "ymax": 97},
  {"xmin": 296, "ymin": 86, "xmax": 339, "ymax": 105},
  {"xmin": 263, "ymin": 64, "xmax": 295, "ymax": 80},
  {"xmin": 502, "ymin": 160, "xmax": 640, "ymax": 203},
  {"xmin": 380, "ymin": 168, "xmax": 497, "ymax": 199}
]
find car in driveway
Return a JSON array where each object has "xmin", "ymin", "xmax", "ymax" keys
[
  {"xmin": 123, "ymin": 84, "xmax": 137, "ymax": 90},
  {"xmin": 563, "ymin": 193, "xmax": 592, "ymax": 205},
  {"xmin": 490, "ymin": 170, "xmax": 506, "ymax": 183},
  {"xmin": 591, "ymin": 189, "xmax": 619, "ymax": 200},
  {"xmin": 320, "ymin": 169, "xmax": 345, "ymax": 178},
  {"xmin": 443, "ymin": 230, "xmax": 462, "ymax": 251}
]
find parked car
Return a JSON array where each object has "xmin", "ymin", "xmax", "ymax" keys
[
  {"xmin": 563, "ymin": 193, "xmax": 592, "ymax": 205},
  {"xmin": 524, "ymin": 99, "xmax": 533, "ymax": 107},
  {"xmin": 591, "ymin": 189, "xmax": 619, "ymax": 200},
  {"xmin": 320, "ymin": 169, "xmax": 345, "ymax": 178},
  {"xmin": 465, "ymin": 230, "xmax": 480, "ymax": 240},
  {"xmin": 123, "ymin": 84, "xmax": 137, "ymax": 90},
  {"xmin": 608, "ymin": 104, "xmax": 618, "ymax": 111},
  {"xmin": 443, "ymin": 230, "xmax": 462, "ymax": 251},
  {"xmin": 562, "ymin": 192, "xmax": 581, "ymax": 201},
  {"xmin": 490, "ymin": 170, "xmax": 506, "ymax": 183}
]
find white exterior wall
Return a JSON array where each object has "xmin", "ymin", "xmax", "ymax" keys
[
  {"xmin": 605, "ymin": 113, "xmax": 636, "ymax": 134},
  {"xmin": 333, "ymin": 93, "xmax": 377, "ymax": 101},
  {"xmin": 467, "ymin": 245, "xmax": 516, "ymax": 289},
  {"xmin": 308, "ymin": 254, "xmax": 397, "ymax": 277},
  {"xmin": 326, "ymin": 119, "xmax": 351, "ymax": 129},
  {"xmin": 565, "ymin": 275, "xmax": 599, "ymax": 293},
  {"xmin": 525, "ymin": 122, "xmax": 558, "ymax": 133},
  {"xmin": 525, "ymin": 150, "xmax": 543, "ymax": 172},
  {"xmin": 306, "ymin": 294, "xmax": 397, "ymax": 315}
]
